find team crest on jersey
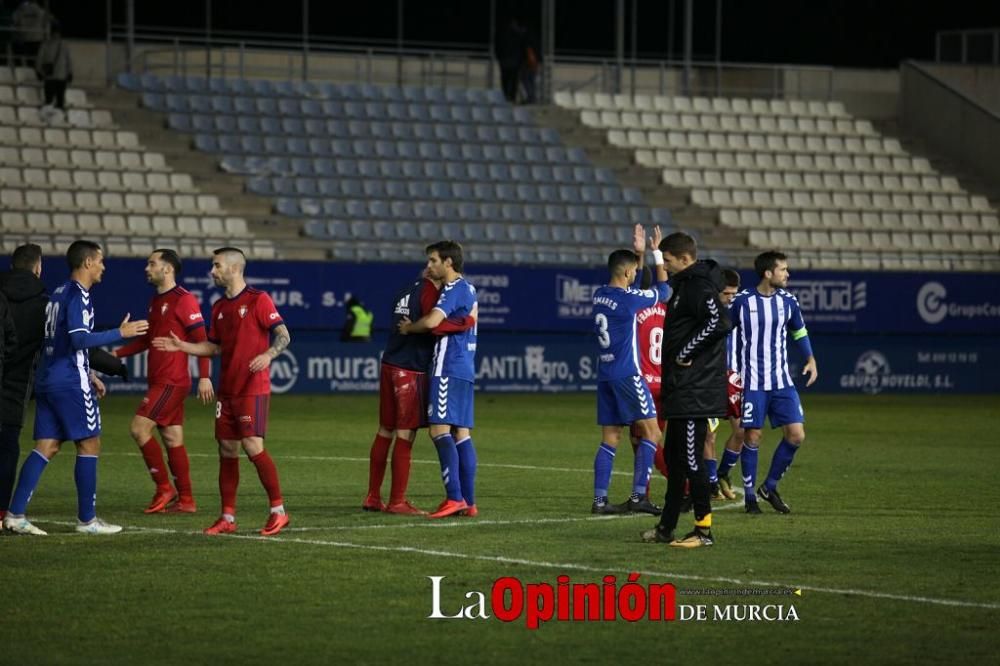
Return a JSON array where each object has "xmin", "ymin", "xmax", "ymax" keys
[
  {"xmin": 161, "ymin": 303, "xmax": 168, "ymax": 315},
  {"xmin": 239, "ymin": 305, "xmax": 248, "ymax": 318}
]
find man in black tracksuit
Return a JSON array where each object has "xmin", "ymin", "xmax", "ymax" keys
[
  {"xmin": 644, "ymin": 232, "xmax": 731, "ymax": 548},
  {"xmin": 0, "ymin": 244, "xmax": 45, "ymax": 520}
]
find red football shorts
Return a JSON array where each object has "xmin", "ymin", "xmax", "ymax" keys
[
  {"xmin": 727, "ymin": 370, "xmax": 744, "ymax": 420},
  {"xmin": 136, "ymin": 384, "xmax": 187, "ymax": 427},
  {"xmin": 215, "ymin": 394, "xmax": 270, "ymax": 440},
  {"xmin": 379, "ymin": 364, "xmax": 428, "ymax": 431}
]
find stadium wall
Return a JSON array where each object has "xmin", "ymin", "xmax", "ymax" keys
[{"xmin": 49, "ymin": 258, "xmax": 1000, "ymax": 395}]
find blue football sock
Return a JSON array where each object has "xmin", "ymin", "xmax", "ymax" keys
[
  {"xmin": 455, "ymin": 437, "xmax": 477, "ymax": 506},
  {"xmin": 706, "ymin": 458, "xmax": 719, "ymax": 484},
  {"xmin": 8, "ymin": 450, "xmax": 49, "ymax": 516},
  {"xmin": 765, "ymin": 439, "xmax": 800, "ymax": 491},
  {"xmin": 593, "ymin": 443, "xmax": 616, "ymax": 498},
  {"xmin": 741, "ymin": 444, "xmax": 759, "ymax": 501},
  {"xmin": 432, "ymin": 434, "xmax": 463, "ymax": 501},
  {"xmin": 75, "ymin": 454, "xmax": 98, "ymax": 523},
  {"xmin": 632, "ymin": 439, "xmax": 657, "ymax": 495},
  {"xmin": 718, "ymin": 446, "xmax": 742, "ymax": 478}
]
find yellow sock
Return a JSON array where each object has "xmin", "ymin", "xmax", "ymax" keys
[{"xmin": 694, "ymin": 513, "xmax": 712, "ymax": 529}]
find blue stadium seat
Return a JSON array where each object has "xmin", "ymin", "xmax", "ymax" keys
[
  {"xmin": 117, "ymin": 72, "xmax": 141, "ymax": 91},
  {"xmin": 323, "ymin": 200, "xmax": 347, "ymax": 218},
  {"xmin": 622, "ymin": 188, "xmax": 643, "ymax": 204},
  {"xmin": 346, "ymin": 201, "xmax": 369, "ymax": 219},
  {"xmin": 425, "ymin": 161, "xmax": 447, "ymax": 179},
  {"xmin": 141, "ymin": 92, "xmax": 166, "ymax": 110},
  {"xmin": 487, "ymin": 163, "xmax": 510, "ymax": 181},
  {"xmin": 295, "ymin": 179, "xmax": 318, "ymax": 197},
  {"xmin": 651, "ymin": 208, "xmax": 673, "ymax": 225},
  {"xmin": 234, "ymin": 97, "xmax": 256, "ymax": 114},
  {"xmin": 302, "ymin": 220, "xmax": 328, "ymax": 238},
  {"xmin": 601, "ymin": 187, "xmax": 624, "ymax": 204},
  {"xmin": 350, "ymin": 220, "xmax": 374, "ymax": 237},
  {"xmin": 194, "ymin": 134, "xmax": 220, "ymax": 152},
  {"xmin": 282, "ymin": 117, "xmax": 305, "ymax": 135},
  {"xmin": 451, "ymin": 106, "xmax": 473, "ymax": 124},
  {"xmin": 452, "ymin": 181, "xmax": 474, "ymax": 200},
  {"xmin": 216, "ymin": 115, "xmax": 237, "ymax": 133},
  {"xmin": 274, "ymin": 198, "xmax": 300, "ymax": 216},
  {"xmin": 473, "ymin": 183, "xmax": 496, "ymax": 200},
  {"xmin": 256, "ymin": 98, "xmax": 279, "ymax": 115},
  {"xmin": 322, "ymin": 100, "xmax": 345, "ymax": 117},
  {"xmin": 211, "ymin": 96, "xmax": 235, "ymax": 114},
  {"xmin": 391, "ymin": 201, "xmax": 415, "ymax": 219},
  {"xmin": 327, "ymin": 220, "xmax": 350, "ymax": 238},
  {"xmin": 277, "ymin": 98, "xmax": 299, "ymax": 116}
]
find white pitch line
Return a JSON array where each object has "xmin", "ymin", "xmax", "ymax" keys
[
  {"xmin": 33, "ymin": 519, "xmax": 1000, "ymax": 611},
  {"xmin": 101, "ymin": 451, "xmax": 694, "ymax": 478}
]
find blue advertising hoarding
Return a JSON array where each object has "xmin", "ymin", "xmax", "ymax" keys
[
  {"xmin": 40, "ymin": 258, "xmax": 1000, "ymax": 335},
  {"xmin": 100, "ymin": 332, "xmax": 1000, "ymax": 396}
]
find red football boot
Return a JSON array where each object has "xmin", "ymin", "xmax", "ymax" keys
[{"xmin": 427, "ymin": 498, "xmax": 468, "ymax": 519}]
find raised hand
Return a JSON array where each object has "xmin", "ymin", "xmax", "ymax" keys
[
  {"xmin": 632, "ymin": 223, "xmax": 646, "ymax": 254},
  {"xmin": 650, "ymin": 225, "xmax": 663, "ymax": 251},
  {"xmin": 119, "ymin": 313, "xmax": 149, "ymax": 338}
]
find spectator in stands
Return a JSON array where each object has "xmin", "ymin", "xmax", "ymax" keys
[
  {"xmin": 341, "ymin": 296, "xmax": 374, "ymax": 343},
  {"xmin": 520, "ymin": 29, "xmax": 541, "ymax": 104},
  {"xmin": 11, "ymin": 0, "xmax": 47, "ymax": 67},
  {"xmin": 496, "ymin": 17, "xmax": 526, "ymax": 104},
  {"xmin": 35, "ymin": 20, "xmax": 72, "ymax": 120}
]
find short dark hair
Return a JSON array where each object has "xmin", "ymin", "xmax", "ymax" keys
[
  {"xmin": 659, "ymin": 232, "xmax": 697, "ymax": 260},
  {"xmin": 67, "ymin": 240, "xmax": 102, "ymax": 270},
  {"xmin": 607, "ymin": 249, "xmax": 639, "ymax": 276},
  {"xmin": 426, "ymin": 240, "xmax": 464, "ymax": 272},
  {"xmin": 153, "ymin": 248, "xmax": 182, "ymax": 276},
  {"xmin": 639, "ymin": 266, "xmax": 652, "ymax": 290},
  {"xmin": 754, "ymin": 251, "xmax": 788, "ymax": 278},
  {"xmin": 722, "ymin": 268, "xmax": 741, "ymax": 289},
  {"xmin": 11, "ymin": 243, "xmax": 42, "ymax": 271}
]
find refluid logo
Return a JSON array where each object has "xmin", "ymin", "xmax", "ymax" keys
[
  {"xmin": 786, "ymin": 280, "xmax": 867, "ymax": 313},
  {"xmin": 917, "ymin": 282, "xmax": 948, "ymax": 324},
  {"xmin": 269, "ymin": 350, "xmax": 299, "ymax": 394}
]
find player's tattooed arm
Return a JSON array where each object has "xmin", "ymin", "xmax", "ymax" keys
[
  {"xmin": 268, "ymin": 324, "xmax": 291, "ymax": 358},
  {"xmin": 249, "ymin": 324, "xmax": 291, "ymax": 373}
]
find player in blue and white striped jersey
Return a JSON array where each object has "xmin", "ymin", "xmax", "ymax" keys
[
  {"xmin": 590, "ymin": 226, "xmax": 671, "ymax": 515},
  {"xmin": 728, "ymin": 251, "xmax": 818, "ymax": 514}
]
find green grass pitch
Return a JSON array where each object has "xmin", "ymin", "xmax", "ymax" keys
[{"xmin": 4, "ymin": 393, "xmax": 999, "ymax": 664}]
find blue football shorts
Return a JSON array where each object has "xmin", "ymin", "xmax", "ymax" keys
[
  {"xmin": 427, "ymin": 376, "xmax": 474, "ymax": 429},
  {"xmin": 740, "ymin": 386, "xmax": 804, "ymax": 430},
  {"xmin": 596, "ymin": 375, "xmax": 657, "ymax": 426},
  {"xmin": 33, "ymin": 389, "xmax": 102, "ymax": 442}
]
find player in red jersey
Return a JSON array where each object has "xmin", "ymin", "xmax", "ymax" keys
[
  {"xmin": 628, "ymin": 267, "xmax": 669, "ymax": 502},
  {"xmin": 115, "ymin": 249, "xmax": 215, "ymax": 513},
  {"xmin": 153, "ymin": 247, "xmax": 290, "ymax": 536}
]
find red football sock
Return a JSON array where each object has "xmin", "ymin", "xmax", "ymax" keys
[
  {"xmin": 367, "ymin": 434, "xmax": 392, "ymax": 498},
  {"xmin": 388, "ymin": 436, "xmax": 413, "ymax": 504},
  {"xmin": 166, "ymin": 445, "xmax": 193, "ymax": 501},
  {"xmin": 219, "ymin": 456, "xmax": 240, "ymax": 516},
  {"xmin": 140, "ymin": 438, "xmax": 171, "ymax": 490},
  {"xmin": 654, "ymin": 445, "xmax": 668, "ymax": 479},
  {"xmin": 249, "ymin": 450, "xmax": 284, "ymax": 507}
]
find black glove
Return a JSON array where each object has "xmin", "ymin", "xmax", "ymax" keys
[{"xmin": 89, "ymin": 348, "xmax": 128, "ymax": 381}]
